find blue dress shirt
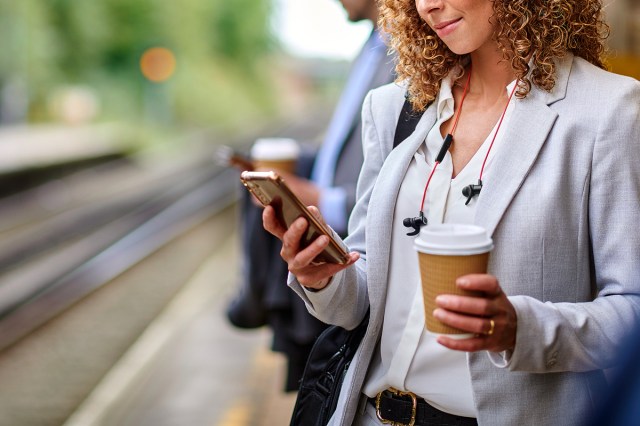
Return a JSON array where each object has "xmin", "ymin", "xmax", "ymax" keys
[{"xmin": 311, "ymin": 29, "xmax": 387, "ymax": 233}]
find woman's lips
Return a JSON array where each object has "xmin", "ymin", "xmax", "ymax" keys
[{"xmin": 433, "ymin": 18, "xmax": 462, "ymax": 37}]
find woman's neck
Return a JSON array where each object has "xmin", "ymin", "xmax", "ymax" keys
[{"xmin": 467, "ymin": 48, "xmax": 516, "ymax": 104}]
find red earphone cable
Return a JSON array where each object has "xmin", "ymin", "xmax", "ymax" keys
[
  {"xmin": 418, "ymin": 67, "xmax": 472, "ymax": 211},
  {"xmin": 449, "ymin": 67, "xmax": 472, "ymax": 136},
  {"xmin": 479, "ymin": 80, "xmax": 519, "ymax": 180},
  {"xmin": 418, "ymin": 71, "xmax": 519, "ymax": 213}
]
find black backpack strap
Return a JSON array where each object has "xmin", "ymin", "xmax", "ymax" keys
[{"xmin": 393, "ymin": 95, "xmax": 425, "ymax": 149}]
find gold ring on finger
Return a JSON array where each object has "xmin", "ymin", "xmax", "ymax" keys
[{"xmin": 486, "ymin": 319, "xmax": 495, "ymax": 336}]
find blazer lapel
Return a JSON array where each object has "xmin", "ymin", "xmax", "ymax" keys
[
  {"xmin": 367, "ymin": 106, "xmax": 437, "ymax": 308},
  {"xmin": 473, "ymin": 99, "xmax": 557, "ymax": 235},
  {"xmin": 474, "ymin": 55, "xmax": 573, "ymax": 236}
]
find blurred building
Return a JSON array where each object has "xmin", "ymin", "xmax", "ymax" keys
[{"xmin": 605, "ymin": 0, "xmax": 640, "ymax": 79}]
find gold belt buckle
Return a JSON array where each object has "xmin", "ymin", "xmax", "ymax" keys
[{"xmin": 375, "ymin": 387, "xmax": 417, "ymax": 426}]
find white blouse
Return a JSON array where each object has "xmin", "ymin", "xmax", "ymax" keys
[{"xmin": 361, "ymin": 73, "xmax": 516, "ymax": 417}]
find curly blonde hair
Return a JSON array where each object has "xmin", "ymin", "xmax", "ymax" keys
[{"xmin": 380, "ymin": 0, "xmax": 610, "ymax": 111}]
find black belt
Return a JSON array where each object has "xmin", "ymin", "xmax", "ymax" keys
[{"xmin": 369, "ymin": 388, "xmax": 478, "ymax": 426}]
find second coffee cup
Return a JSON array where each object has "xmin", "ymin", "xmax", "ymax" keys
[
  {"xmin": 414, "ymin": 224, "xmax": 493, "ymax": 337},
  {"xmin": 250, "ymin": 137, "xmax": 300, "ymax": 174}
]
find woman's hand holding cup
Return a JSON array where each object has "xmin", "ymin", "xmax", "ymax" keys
[{"xmin": 432, "ymin": 274, "xmax": 518, "ymax": 353}]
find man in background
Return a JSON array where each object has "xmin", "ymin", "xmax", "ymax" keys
[{"xmin": 227, "ymin": 0, "xmax": 395, "ymax": 391}]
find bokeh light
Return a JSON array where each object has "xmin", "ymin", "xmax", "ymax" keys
[{"xmin": 140, "ymin": 47, "xmax": 177, "ymax": 83}]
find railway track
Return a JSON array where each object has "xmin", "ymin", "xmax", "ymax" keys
[
  {"xmin": 0, "ymin": 157, "xmax": 239, "ymax": 351},
  {"xmin": 0, "ymin": 112, "xmax": 329, "ymax": 426},
  {"xmin": 0, "ymin": 111, "xmax": 328, "ymax": 352}
]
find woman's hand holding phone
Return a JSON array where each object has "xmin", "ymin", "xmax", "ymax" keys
[{"xmin": 263, "ymin": 205, "xmax": 359, "ymax": 290}]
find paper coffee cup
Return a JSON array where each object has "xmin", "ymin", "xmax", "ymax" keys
[
  {"xmin": 250, "ymin": 138, "xmax": 300, "ymax": 174},
  {"xmin": 414, "ymin": 224, "xmax": 493, "ymax": 337}
]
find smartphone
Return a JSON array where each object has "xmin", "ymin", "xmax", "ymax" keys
[{"xmin": 240, "ymin": 170, "xmax": 351, "ymax": 265}]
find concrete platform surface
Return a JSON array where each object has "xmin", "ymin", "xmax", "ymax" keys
[{"xmin": 63, "ymin": 231, "xmax": 296, "ymax": 426}]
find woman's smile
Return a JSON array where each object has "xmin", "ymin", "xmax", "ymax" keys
[
  {"xmin": 432, "ymin": 17, "xmax": 462, "ymax": 37},
  {"xmin": 416, "ymin": 0, "xmax": 496, "ymax": 55}
]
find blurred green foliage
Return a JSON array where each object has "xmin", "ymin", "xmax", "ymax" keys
[{"xmin": 0, "ymin": 0, "xmax": 278, "ymax": 131}]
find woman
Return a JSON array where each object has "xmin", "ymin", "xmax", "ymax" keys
[{"xmin": 264, "ymin": 0, "xmax": 640, "ymax": 424}]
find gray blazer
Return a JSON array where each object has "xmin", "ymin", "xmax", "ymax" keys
[{"xmin": 291, "ymin": 54, "xmax": 640, "ymax": 425}]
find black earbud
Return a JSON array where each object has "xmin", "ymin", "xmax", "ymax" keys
[
  {"xmin": 462, "ymin": 179, "xmax": 483, "ymax": 205},
  {"xmin": 403, "ymin": 211, "xmax": 428, "ymax": 236}
]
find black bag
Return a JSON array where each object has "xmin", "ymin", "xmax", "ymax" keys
[
  {"xmin": 289, "ymin": 97, "xmax": 424, "ymax": 426},
  {"xmin": 290, "ymin": 313, "xmax": 369, "ymax": 425}
]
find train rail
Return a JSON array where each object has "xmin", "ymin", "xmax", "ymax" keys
[
  {"xmin": 0, "ymin": 154, "xmax": 239, "ymax": 351},
  {"xmin": 0, "ymin": 112, "xmax": 328, "ymax": 354}
]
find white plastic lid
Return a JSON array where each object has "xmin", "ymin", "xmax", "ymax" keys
[
  {"xmin": 414, "ymin": 224, "xmax": 493, "ymax": 255},
  {"xmin": 250, "ymin": 138, "xmax": 300, "ymax": 160}
]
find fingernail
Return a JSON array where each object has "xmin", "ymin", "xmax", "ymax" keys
[
  {"xmin": 457, "ymin": 278, "xmax": 469, "ymax": 287},
  {"xmin": 432, "ymin": 309, "xmax": 443, "ymax": 320},
  {"xmin": 435, "ymin": 295, "xmax": 451, "ymax": 305}
]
